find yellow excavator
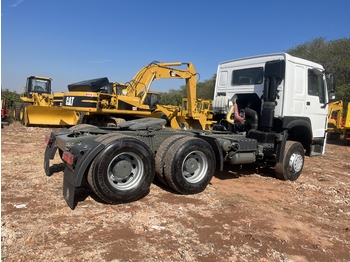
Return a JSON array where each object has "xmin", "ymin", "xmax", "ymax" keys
[
  {"xmin": 327, "ymin": 100, "xmax": 350, "ymax": 145},
  {"xmin": 61, "ymin": 62, "xmax": 215, "ymax": 129},
  {"xmin": 14, "ymin": 76, "xmax": 80, "ymax": 126}
]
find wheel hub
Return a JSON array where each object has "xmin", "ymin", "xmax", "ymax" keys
[
  {"xmin": 112, "ymin": 160, "xmax": 132, "ymax": 179},
  {"xmin": 184, "ymin": 158, "xmax": 199, "ymax": 173},
  {"xmin": 288, "ymin": 153, "xmax": 303, "ymax": 173}
]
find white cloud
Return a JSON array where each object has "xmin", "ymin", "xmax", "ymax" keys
[{"xmin": 11, "ymin": 0, "xmax": 25, "ymax": 7}]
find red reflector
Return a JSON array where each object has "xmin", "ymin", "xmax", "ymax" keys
[
  {"xmin": 62, "ymin": 152, "xmax": 75, "ymax": 165},
  {"xmin": 45, "ymin": 135, "xmax": 51, "ymax": 145}
]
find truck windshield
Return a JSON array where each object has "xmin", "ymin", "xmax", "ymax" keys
[{"xmin": 232, "ymin": 67, "xmax": 263, "ymax": 85}]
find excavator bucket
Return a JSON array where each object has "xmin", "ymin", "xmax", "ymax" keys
[{"xmin": 25, "ymin": 105, "xmax": 80, "ymax": 126}]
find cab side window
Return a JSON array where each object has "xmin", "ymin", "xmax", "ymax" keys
[{"xmin": 308, "ymin": 69, "xmax": 325, "ymax": 103}]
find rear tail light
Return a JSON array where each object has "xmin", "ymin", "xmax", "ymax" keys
[
  {"xmin": 62, "ymin": 151, "xmax": 76, "ymax": 166},
  {"xmin": 45, "ymin": 135, "xmax": 52, "ymax": 145}
]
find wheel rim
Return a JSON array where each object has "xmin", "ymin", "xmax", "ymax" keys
[
  {"xmin": 288, "ymin": 153, "xmax": 303, "ymax": 174},
  {"xmin": 107, "ymin": 152, "xmax": 143, "ymax": 191},
  {"xmin": 181, "ymin": 151, "xmax": 208, "ymax": 183}
]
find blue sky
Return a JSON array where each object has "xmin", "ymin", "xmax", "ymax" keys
[{"xmin": 1, "ymin": 0, "xmax": 350, "ymax": 93}]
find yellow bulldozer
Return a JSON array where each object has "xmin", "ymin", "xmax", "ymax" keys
[
  {"xmin": 14, "ymin": 76, "xmax": 80, "ymax": 126},
  {"xmin": 61, "ymin": 62, "xmax": 216, "ymax": 130}
]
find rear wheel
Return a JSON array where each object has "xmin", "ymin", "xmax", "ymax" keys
[
  {"xmin": 164, "ymin": 137, "xmax": 215, "ymax": 194},
  {"xmin": 275, "ymin": 141, "xmax": 304, "ymax": 181},
  {"xmin": 155, "ymin": 135, "xmax": 187, "ymax": 185},
  {"xmin": 87, "ymin": 134, "xmax": 155, "ymax": 204},
  {"xmin": 14, "ymin": 102, "xmax": 22, "ymax": 121}
]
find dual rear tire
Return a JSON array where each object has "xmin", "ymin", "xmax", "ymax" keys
[
  {"xmin": 87, "ymin": 134, "xmax": 155, "ymax": 204},
  {"xmin": 87, "ymin": 134, "xmax": 216, "ymax": 204},
  {"xmin": 156, "ymin": 136, "xmax": 216, "ymax": 194}
]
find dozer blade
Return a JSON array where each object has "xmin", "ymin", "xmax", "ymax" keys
[{"xmin": 26, "ymin": 106, "xmax": 80, "ymax": 126}]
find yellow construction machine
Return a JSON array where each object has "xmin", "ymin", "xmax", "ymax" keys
[
  {"xmin": 327, "ymin": 100, "xmax": 350, "ymax": 145},
  {"xmin": 343, "ymin": 102, "xmax": 350, "ymax": 145},
  {"xmin": 14, "ymin": 76, "xmax": 80, "ymax": 126},
  {"xmin": 61, "ymin": 62, "xmax": 215, "ymax": 129}
]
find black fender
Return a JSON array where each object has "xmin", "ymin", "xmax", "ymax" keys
[
  {"xmin": 282, "ymin": 117, "xmax": 313, "ymax": 154},
  {"xmin": 63, "ymin": 139, "xmax": 105, "ymax": 209},
  {"xmin": 283, "ymin": 117, "xmax": 312, "ymax": 137},
  {"xmin": 64, "ymin": 139, "xmax": 106, "ymax": 187},
  {"xmin": 197, "ymin": 135, "xmax": 224, "ymax": 171}
]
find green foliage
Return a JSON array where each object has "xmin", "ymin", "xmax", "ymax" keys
[
  {"xmin": 181, "ymin": 74, "xmax": 216, "ymax": 100},
  {"xmin": 159, "ymin": 89, "xmax": 184, "ymax": 106},
  {"xmin": 1, "ymin": 88, "xmax": 21, "ymax": 109},
  {"xmin": 159, "ymin": 75, "xmax": 216, "ymax": 106},
  {"xmin": 196, "ymin": 74, "xmax": 216, "ymax": 100},
  {"xmin": 286, "ymin": 37, "xmax": 350, "ymax": 106}
]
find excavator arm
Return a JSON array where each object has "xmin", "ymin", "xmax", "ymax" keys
[{"xmin": 124, "ymin": 61, "xmax": 198, "ymax": 115}]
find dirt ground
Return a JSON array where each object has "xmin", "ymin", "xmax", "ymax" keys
[{"xmin": 1, "ymin": 123, "xmax": 350, "ymax": 262}]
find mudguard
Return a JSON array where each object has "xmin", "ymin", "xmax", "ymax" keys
[{"xmin": 62, "ymin": 139, "xmax": 105, "ymax": 209}]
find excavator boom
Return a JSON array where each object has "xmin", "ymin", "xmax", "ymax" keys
[{"xmin": 60, "ymin": 61, "xmax": 215, "ymax": 129}]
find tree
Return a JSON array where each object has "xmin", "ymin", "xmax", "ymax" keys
[
  {"xmin": 196, "ymin": 74, "xmax": 216, "ymax": 100},
  {"xmin": 286, "ymin": 37, "xmax": 350, "ymax": 107},
  {"xmin": 159, "ymin": 89, "xmax": 183, "ymax": 106},
  {"xmin": 1, "ymin": 88, "xmax": 21, "ymax": 109}
]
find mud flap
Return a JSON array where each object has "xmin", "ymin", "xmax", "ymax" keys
[
  {"xmin": 63, "ymin": 175, "xmax": 78, "ymax": 209},
  {"xmin": 62, "ymin": 141, "xmax": 105, "ymax": 209}
]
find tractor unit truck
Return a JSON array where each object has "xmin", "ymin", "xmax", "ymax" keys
[{"xmin": 44, "ymin": 53, "xmax": 334, "ymax": 209}]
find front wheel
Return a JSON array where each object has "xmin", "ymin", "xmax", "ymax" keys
[
  {"xmin": 87, "ymin": 134, "xmax": 155, "ymax": 204},
  {"xmin": 275, "ymin": 141, "xmax": 305, "ymax": 181},
  {"xmin": 164, "ymin": 137, "xmax": 216, "ymax": 194},
  {"xmin": 19, "ymin": 103, "xmax": 26, "ymax": 125}
]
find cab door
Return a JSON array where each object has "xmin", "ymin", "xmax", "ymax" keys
[{"xmin": 304, "ymin": 68, "xmax": 328, "ymax": 138}]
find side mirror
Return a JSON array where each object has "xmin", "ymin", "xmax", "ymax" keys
[
  {"xmin": 329, "ymin": 92, "xmax": 335, "ymax": 101},
  {"xmin": 327, "ymin": 73, "xmax": 336, "ymax": 93}
]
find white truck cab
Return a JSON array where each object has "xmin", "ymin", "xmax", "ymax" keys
[{"xmin": 212, "ymin": 53, "xmax": 334, "ymax": 156}]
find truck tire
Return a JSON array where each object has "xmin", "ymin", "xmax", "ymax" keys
[
  {"xmin": 19, "ymin": 103, "xmax": 31, "ymax": 125},
  {"xmin": 14, "ymin": 102, "xmax": 22, "ymax": 121},
  {"xmin": 163, "ymin": 136, "xmax": 215, "ymax": 194},
  {"xmin": 87, "ymin": 134, "xmax": 155, "ymax": 204},
  {"xmin": 275, "ymin": 141, "xmax": 304, "ymax": 181},
  {"xmin": 155, "ymin": 135, "xmax": 187, "ymax": 186},
  {"xmin": 20, "ymin": 103, "xmax": 30, "ymax": 126}
]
